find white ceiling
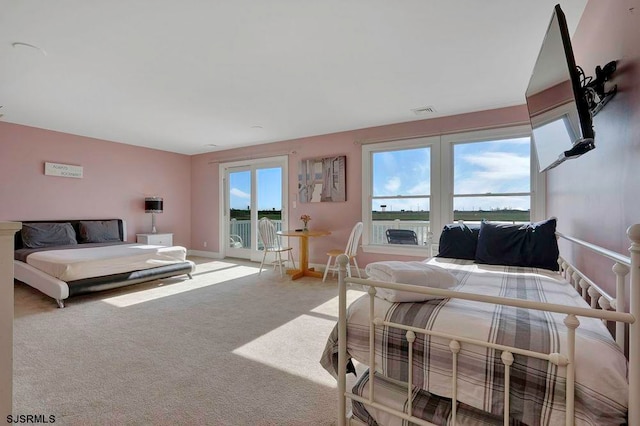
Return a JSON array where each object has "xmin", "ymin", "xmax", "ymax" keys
[{"xmin": 0, "ymin": 1, "xmax": 588, "ymax": 155}]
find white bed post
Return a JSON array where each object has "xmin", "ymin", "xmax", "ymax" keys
[
  {"xmin": 337, "ymin": 254, "xmax": 349, "ymax": 426},
  {"xmin": 612, "ymin": 262, "xmax": 629, "ymax": 350},
  {"xmin": 628, "ymin": 225, "xmax": 640, "ymax": 426}
]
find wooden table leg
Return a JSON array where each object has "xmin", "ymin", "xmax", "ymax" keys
[
  {"xmin": 300, "ymin": 235, "xmax": 309, "ymax": 271},
  {"xmin": 284, "ymin": 234, "xmax": 325, "ymax": 279},
  {"xmin": 286, "ymin": 236, "xmax": 307, "ymax": 280}
]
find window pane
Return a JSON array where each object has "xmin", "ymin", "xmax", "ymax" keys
[
  {"xmin": 371, "ymin": 198, "xmax": 430, "ymax": 245},
  {"xmin": 257, "ymin": 167, "xmax": 282, "ymax": 221},
  {"xmin": 453, "ymin": 196, "xmax": 530, "ymax": 223},
  {"xmin": 454, "ymin": 138, "xmax": 530, "ymax": 195},
  {"xmin": 372, "ymin": 147, "xmax": 430, "ymax": 197}
]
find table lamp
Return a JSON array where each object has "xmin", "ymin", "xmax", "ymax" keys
[{"xmin": 144, "ymin": 197, "xmax": 163, "ymax": 234}]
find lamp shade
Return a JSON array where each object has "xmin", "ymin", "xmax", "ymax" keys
[{"xmin": 144, "ymin": 197, "xmax": 163, "ymax": 213}]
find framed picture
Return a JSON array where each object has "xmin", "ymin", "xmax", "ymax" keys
[{"xmin": 298, "ymin": 155, "xmax": 346, "ymax": 203}]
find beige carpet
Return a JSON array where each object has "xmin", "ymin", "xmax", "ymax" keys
[{"xmin": 13, "ymin": 257, "xmax": 365, "ymax": 425}]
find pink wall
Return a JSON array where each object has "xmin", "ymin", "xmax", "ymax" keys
[
  {"xmin": 546, "ymin": 0, "xmax": 640, "ymax": 292},
  {"xmin": 0, "ymin": 122, "xmax": 192, "ymax": 246},
  {"xmin": 191, "ymin": 105, "xmax": 529, "ymax": 266}
]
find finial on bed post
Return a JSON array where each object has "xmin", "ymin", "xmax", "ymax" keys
[
  {"xmin": 626, "ymin": 224, "xmax": 640, "ymax": 426},
  {"xmin": 336, "ymin": 253, "xmax": 349, "ymax": 426}
]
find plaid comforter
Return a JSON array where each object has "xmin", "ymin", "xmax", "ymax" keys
[{"xmin": 320, "ymin": 258, "xmax": 628, "ymax": 425}]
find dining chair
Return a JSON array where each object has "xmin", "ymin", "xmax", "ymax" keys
[
  {"xmin": 257, "ymin": 217, "xmax": 296, "ymax": 276},
  {"xmin": 322, "ymin": 222, "xmax": 363, "ymax": 282},
  {"xmin": 386, "ymin": 229, "xmax": 418, "ymax": 245}
]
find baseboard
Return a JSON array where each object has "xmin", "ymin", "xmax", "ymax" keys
[{"xmin": 188, "ymin": 250, "xmax": 223, "ymax": 259}]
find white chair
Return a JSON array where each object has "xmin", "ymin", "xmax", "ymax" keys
[
  {"xmin": 229, "ymin": 234, "xmax": 243, "ymax": 248},
  {"xmin": 323, "ymin": 222, "xmax": 363, "ymax": 282},
  {"xmin": 257, "ymin": 217, "xmax": 296, "ymax": 276}
]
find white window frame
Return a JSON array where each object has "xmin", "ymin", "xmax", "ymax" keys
[
  {"xmin": 361, "ymin": 136, "xmax": 440, "ymax": 256},
  {"xmin": 361, "ymin": 126, "xmax": 545, "ymax": 256}
]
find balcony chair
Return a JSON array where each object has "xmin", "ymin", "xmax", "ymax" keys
[
  {"xmin": 323, "ymin": 222, "xmax": 363, "ymax": 282},
  {"xmin": 257, "ymin": 217, "xmax": 296, "ymax": 277},
  {"xmin": 229, "ymin": 234, "xmax": 243, "ymax": 248},
  {"xmin": 386, "ymin": 229, "xmax": 418, "ymax": 245}
]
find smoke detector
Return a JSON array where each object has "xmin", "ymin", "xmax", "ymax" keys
[{"xmin": 411, "ymin": 106, "xmax": 437, "ymax": 115}]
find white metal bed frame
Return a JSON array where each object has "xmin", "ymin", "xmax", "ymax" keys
[{"xmin": 335, "ymin": 224, "xmax": 640, "ymax": 426}]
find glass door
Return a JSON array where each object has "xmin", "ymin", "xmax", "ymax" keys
[
  {"xmin": 222, "ymin": 157, "xmax": 287, "ymax": 261},
  {"xmin": 226, "ymin": 167, "xmax": 252, "ymax": 259}
]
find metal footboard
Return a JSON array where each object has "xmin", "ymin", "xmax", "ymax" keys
[{"xmin": 336, "ymin": 224, "xmax": 640, "ymax": 426}]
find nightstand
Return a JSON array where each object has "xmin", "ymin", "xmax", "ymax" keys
[{"xmin": 136, "ymin": 233, "xmax": 173, "ymax": 246}]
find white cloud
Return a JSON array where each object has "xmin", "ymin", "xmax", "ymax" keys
[
  {"xmin": 463, "ymin": 152, "xmax": 529, "ymax": 181},
  {"xmin": 406, "ymin": 181, "xmax": 430, "ymax": 195},
  {"xmin": 230, "ymin": 188, "xmax": 251, "ymax": 199},
  {"xmin": 384, "ymin": 176, "xmax": 401, "ymax": 193},
  {"xmin": 456, "ymin": 152, "xmax": 529, "ymax": 195}
]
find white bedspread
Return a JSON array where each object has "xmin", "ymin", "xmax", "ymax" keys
[{"xmin": 25, "ymin": 244, "xmax": 188, "ymax": 281}]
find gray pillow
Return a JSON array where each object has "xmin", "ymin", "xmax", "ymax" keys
[
  {"xmin": 79, "ymin": 220, "xmax": 121, "ymax": 243},
  {"xmin": 21, "ymin": 222, "xmax": 78, "ymax": 248}
]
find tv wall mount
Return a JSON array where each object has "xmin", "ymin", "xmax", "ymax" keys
[{"xmin": 578, "ymin": 60, "xmax": 617, "ymax": 116}]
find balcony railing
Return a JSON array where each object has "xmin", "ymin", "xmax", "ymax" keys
[
  {"xmin": 229, "ymin": 219, "xmax": 283, "ymax": 249},
  {"xmin": 228, "ymin": 218, "xmax": 431, "ymax": 249}
]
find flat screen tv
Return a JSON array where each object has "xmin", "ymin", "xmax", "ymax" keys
[{"xmin": 526, "ymin": 4, "xmax": 594, "ymax": 172}]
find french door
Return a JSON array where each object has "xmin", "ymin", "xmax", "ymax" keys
[{"xmin": 221, "ymin": 156, "xmax": 288, "ymax": 261}]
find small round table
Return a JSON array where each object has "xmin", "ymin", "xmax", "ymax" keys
[{"xmin": 277, "ymin": 229, "xmax": 331, "ymax": 279}]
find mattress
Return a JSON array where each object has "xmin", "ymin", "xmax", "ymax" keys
[
  {"xmin": 18, "ymin": 243, "xmax": 188, "ymax": 282},
  {"xmin": 351, "ymin": 369, "xmax": 522, "ymax": 426},
  {"xmin": 321, "ymin": 257, "xmax": 628, "ymax": 425}
]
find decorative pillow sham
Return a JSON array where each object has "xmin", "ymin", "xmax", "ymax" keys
[
  {"xmin": 475, "ymin": 218, "xmax": 559, "ymax": 271},
  {"xmin": 21, "ymin": 222, "xmax": 77, "ymax": 248},
  {"xmin": 78, "ymin": 220, "xmax": 121, "ymax": 243},
  {"xmin": 365, "ymin": 261, "xmax": 458, "ymax": 302},
  {"xmin": 436, "ymin": 223, "xmax": 481, "ymax": 260}
]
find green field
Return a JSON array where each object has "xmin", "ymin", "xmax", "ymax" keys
[
  {"xmin": 231, "ymin": 209, "xmax": 282, "ymax": 221},
  {"xmin": 372, "ymin": 209, "xmax": 529, "ymax": 222}
]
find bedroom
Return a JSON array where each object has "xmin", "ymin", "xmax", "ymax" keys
[{"xmin": 1, "ymin": 0, "xmax": 639, "ymax": 424}]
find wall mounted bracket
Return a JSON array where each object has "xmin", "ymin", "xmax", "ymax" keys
[{"xmin": 579, "ymin": 60, "xmax": 617, "ymax": 116}]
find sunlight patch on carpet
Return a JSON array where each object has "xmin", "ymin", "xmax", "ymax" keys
[
  {"xmin": 232, "ymin": 313, "xmax": 339, "ymax": 388},
  {"xmin": 310, "ymin": 289, "xmax": 367, "ymax": 319},
  {"xmin": 101, "ymin": 264, "xmax": 259, "ymax": 307}
]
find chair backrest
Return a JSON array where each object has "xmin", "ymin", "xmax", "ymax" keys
[
  {"xmin": 258, "ymin": 217, "xmax": 280, "ymax": 250},
  {"xmin": 386, "ymin": 229, "xmax": 418, "ymax": 245},
  {"xmin": 345, "ymin": 222, "xmax": 364, "ymax": 256}
]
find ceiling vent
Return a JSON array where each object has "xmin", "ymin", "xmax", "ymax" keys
[{"xmin": 411, "ymin": 106, "xmax": 437, "ymax": 115}]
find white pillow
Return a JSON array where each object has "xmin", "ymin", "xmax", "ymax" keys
[{"xmin": 365, "ymin": 261, "xmax": 458, "ymax": 302}]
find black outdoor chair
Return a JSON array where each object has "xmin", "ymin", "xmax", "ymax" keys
[{"xmin": 385, "ymin": 229, "xmax": 419, "ymax": 245}]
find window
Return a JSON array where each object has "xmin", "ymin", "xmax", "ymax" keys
[
  {"xmin": 362, "ymin": 137, "xmax": 440, "ymax": 256},
  {"xmin": 361, "ymin": 126, "xmax": 544, "ymax": 255},
  {"xmin": 452, "ymin": 137, "xmax": 531, "ymax": 224}
]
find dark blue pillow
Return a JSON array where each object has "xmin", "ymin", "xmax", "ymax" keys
[
  {"xmin": 437, "ymin": 223, "xmax": 481, "ymax": 260},
  {"xmin": 475, "ymin": 219, "xmax": 559, "ymax": 271}
]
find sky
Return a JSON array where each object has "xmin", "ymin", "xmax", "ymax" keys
[
  {"xmin": 229, "ymin": 167, "xmax": 282, "ymax": 210},
  {"xmin": 229, "ymin": 137, "xmax": 531, "ymax": 212},
  {"xmin": 372, "ymin": 137, "xmax": 530, "ymax": 212}
]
